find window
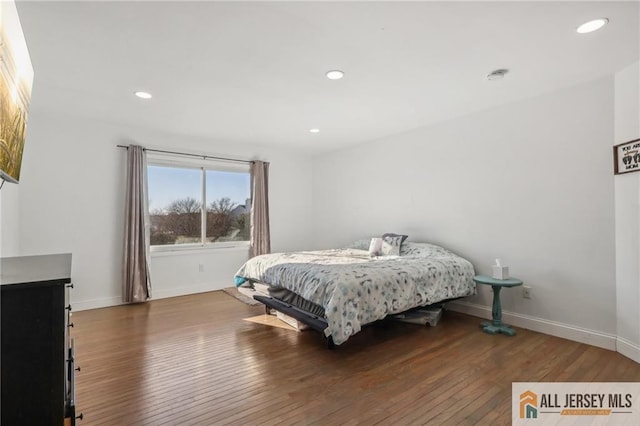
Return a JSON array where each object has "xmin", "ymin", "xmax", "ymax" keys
[{"xmin": 147, "ymin": 156, "xmax": 250, "ymax": 249}]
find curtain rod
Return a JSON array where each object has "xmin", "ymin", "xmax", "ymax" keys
[{"xmin": 116, "ymin": 145, "xmax": 255, "ymax": 164}]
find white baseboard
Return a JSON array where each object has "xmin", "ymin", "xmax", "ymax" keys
[
  {"xmin": 447, "ymin": 301, "xmax": 617, "ymax": 351},
  {"xmin": 71, "ymin": 282, "xmax": 228, "ymax": 311},
  {"xmin": 72, "ymin": 296, "xmax": 122, "ymax": 311},
  {"xmin": 616, "ymin": 337, "xmax": 640, "ymax": 364},
  {"xmin": 152, "ymin": 282, "xmax": 226, "ymax": 300}
]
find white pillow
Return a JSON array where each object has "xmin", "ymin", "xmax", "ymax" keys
[{"xmin": 368, "ymin": 237, "xmax": 383, "ymax": 256}]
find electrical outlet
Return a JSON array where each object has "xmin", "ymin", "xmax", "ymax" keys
[
  {"xmin": 198, "ymin": 264, "xmax": 204, "ymax": 273},
  {"xmin": 522, "ymin": 286, "xmax": 532, "ymax": 299}
]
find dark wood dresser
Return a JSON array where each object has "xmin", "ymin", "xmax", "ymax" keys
[{"xmin": 1, "ymin": 253, "xmax": 79, "ymax": 425}]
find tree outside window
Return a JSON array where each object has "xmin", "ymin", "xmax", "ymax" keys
[{"xmin": 148, "ymin": 164, "xmax": 250, "ymax": 247}]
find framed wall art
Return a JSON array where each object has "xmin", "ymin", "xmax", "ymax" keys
[
  {"xmin": 0, "ymin": 1, "xmax": 34, "ymax": 184},
  {"xmin": 614, "ymin": 138, "xmax": 640, "ymax": 175}
]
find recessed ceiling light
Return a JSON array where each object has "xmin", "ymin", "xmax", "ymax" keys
[
  {"xmin": 577, "ymin": 18, "xmax": 609, "ymax": 34},
  {"xmin": 134, "ymin": 91, "xmax": 152, "ymax": 99},
  {"xmin": 326, "ymin": 70, "xmax": 344, "ymax": 80},
  {"xmin": 487, "ymin": 69, "xmax": 509, "ymax": 81},
  {"xmin": 309, "ymin": 128, "xmax": 320, "ymax": 133}
]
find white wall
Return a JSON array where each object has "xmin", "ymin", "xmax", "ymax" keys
[
  {"xmin": 17, "ymin": 107, "xmax": 313, "ymax": 310},
  {"xmin": 0, "ymin": 182, "xmax": 20, "ymax": 257},
  {"xmin": 313, "ymin": 77, "xmax": 617, "ymax": 348},
  {"xmin": 614, "ymin": 61, "xmax": 640, "ymax": 362}
]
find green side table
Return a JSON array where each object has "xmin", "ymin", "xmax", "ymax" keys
[{"xmin": 473, "ymin": 275, "xmax": 523, "ymax": 336}]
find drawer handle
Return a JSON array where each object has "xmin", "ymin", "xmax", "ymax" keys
[
  {"xmin": 66, "ymin": 283, "xmax": 74, "ymax": 289},
  {"xmin": 68, "ymin": 323, "xmax": 74, "ymax": 328},
  {"xmin": 76, "ymin": 412, "xmax": 84, "ymax": 421},
  {"xmin": 66, "ymin": 304, "xmax": 72, "ymax": 311},
  {"xmin": 75, "ymin": 366, "xmax": 81, "ymax": 372}
]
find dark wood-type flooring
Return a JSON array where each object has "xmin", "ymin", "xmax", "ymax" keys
[{"xmin": 72, "ymin": 291, "xmax": 640, "ymax": 425}]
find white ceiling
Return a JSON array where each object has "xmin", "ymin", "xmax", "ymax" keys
[{"xmin": 16, "ymin": 1, "xmax": 640, "ymax": 154}]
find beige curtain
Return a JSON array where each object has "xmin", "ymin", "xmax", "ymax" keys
[
  {"xmin": 122, "ymin": 145, "xmax": 152, "ymax": 303},
  {"xmin": 249, "ymin": 161, "xmax": 271, "ymax": 257}
]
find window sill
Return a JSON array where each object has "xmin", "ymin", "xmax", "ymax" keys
[{"xmin": 150, "ymin": 243, "xmax": 250, "ymax": 257}]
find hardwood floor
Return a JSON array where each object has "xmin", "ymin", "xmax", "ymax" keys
[{"xmin": 72, "ymin": 291, "xmax": 640, "ymax": 425}]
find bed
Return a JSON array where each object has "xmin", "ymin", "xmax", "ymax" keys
[{"xmin": 234, "ymin": 240, "xmax": 476, "ymax": 347}]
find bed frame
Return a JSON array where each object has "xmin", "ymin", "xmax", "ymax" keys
[
  {"xmin": 253, "ymin": 295, "xmax": 336, "ymax": 348},
  {"xmin": 253, "ymin": 294, "xmax": 458, "ymax": 349}
]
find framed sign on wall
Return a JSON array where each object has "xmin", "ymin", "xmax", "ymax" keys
[{"xmin": 614, "ymin": 138, "xmax": 640, "ymax": 175}]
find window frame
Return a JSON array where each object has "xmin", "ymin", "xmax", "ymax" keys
[{"xmin": 147, "ymin": 153, "xmax": 251, "ymax": 253}]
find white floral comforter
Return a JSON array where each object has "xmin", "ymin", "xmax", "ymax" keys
[{"xmin": 234, "ymin": 242, "xmax": 476, "ymax": 345}]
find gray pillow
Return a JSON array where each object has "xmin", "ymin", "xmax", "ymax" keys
[
  {"xmin": 381, "ymin": 235, "xmax": 403, "ymax": 256},
  {"xmin": 382, "ymin": 233, "xmax": 408, "ymax": 244},
  {"xmin": 349, "ymin": 239, "xmax": 372, "ymax": 250}
]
